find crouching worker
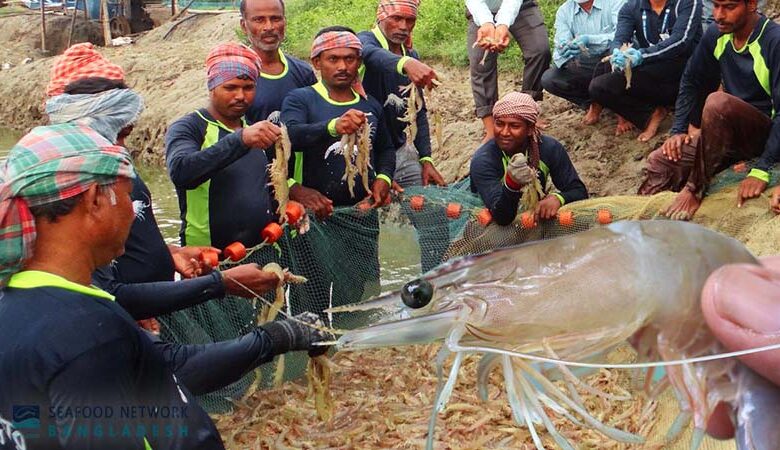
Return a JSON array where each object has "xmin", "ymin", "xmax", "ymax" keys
[
  {"xmin": 470, "ymin": 92, "xmax": 588, "ymax": 225},
  {"xmin": 0, "ymin": 125, "xmax": 329, "ymax": 450}
]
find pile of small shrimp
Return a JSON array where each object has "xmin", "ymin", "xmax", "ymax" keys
[{"xmin": 214, "ymin": 345, "xmax": 667, "ymax": 449}]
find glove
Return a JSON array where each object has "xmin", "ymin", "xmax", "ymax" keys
[
  {"xmin": 561, "ymin": 46, "xmax": 580, "ymax": 59},
  {"xmin": 624, "ymin": 48, "xmax": 644, "ymax": 68},
  {"xmin": 610, "ymin": 48, "xmax": 626, "ymax": 69},
  {"xmin": 261, "ymin": 312, "xmax": 332, "ymax": 357},
  {"xmin": 506, "ymin": 153, "xmax": 536, "ymax": 187},
  {"xmin": 569, "ymin": 35, "xmax": 590, "ymax": 49}
]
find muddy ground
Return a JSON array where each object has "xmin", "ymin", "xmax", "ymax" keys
[{"xmin": 0, "ymin": 10, "xmax": 675, "ymax": 196}]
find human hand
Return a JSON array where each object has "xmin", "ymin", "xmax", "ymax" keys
[
  {"xmin": 170, "ymin": 245, "xmax": 220, "ymax": 278},
  {"xmin": 624, "ymin": 48, "xmax": 643, "ymax": 68},
  {"xmin": 402, "ymin": 58, "xmax": 439, "ymax": 90},
  {"xmin": 770, "ymin": 186, "xmax": 780, "ymax": 215},
  {"xmin": 369, "ymin": 178, "xmax": 391, "ymax": 208},
  {"xmin": 421, "ymin": 161, "xmax": 446, "ymax": 186},
  {"xmin": 222, "ymin": 263, "xmax": 282, "ymax": 298},
  {"xmin": 493, "ymin": 25, "xmax": 511, "ymax": 52},
  {"xmin": 261, "ymin": 311, "xmax": 333, "ymax": 356},
  {"xmin": 242, "ymin": 120, "xmax": 282, "ymax": 149},
  {"xmin": 737, "ymin": 175, "xmax": 768, "ymax": 208},
  {"xmin": 335, "ymin": 109, "xmax": 367, "ymax": 135},
  {"xmin": 660, "ymin": 133, "xmax": 690, "ymax": 162},
  {"xmin": 289, "ymin": 184, "xmax": 334, "ymax": 219},
  {"xmin": 506, "ymin": 153, "xmax": 535, "ymax": 186},
  {"xmin": 476, "ymin": 23, "xmax": 496, "ymax": 49},
  {"xmin": 535, "ymin": 194, "xmax": 562, "ymax": 220}
]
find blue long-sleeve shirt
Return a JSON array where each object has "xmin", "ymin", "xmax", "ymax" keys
[
  {"xmin": 0, "ymin": 273, "xmax": 225, "ymax": 450},
  {"xmin": 552, "ymin": 0, "xmax": 626, "ymax": 67},
  {"xmin": 612, "ymin": 0, "xmax": 702, "ymax": 63},
  {"xmin": 671, "ymin": 17, "xmax": 780, "ymax": 172},
  {"xmin": 358, "ymin": 27, "xmax": 433, "ymax": 160},
  {"xmin": 470, "ymin": 136, "xmax": 588, "ymax": 225},
  {"xmin": 280, "ymin": 81, "xmax": 396, "ymax": 206},
  {"xmin": 246, "ymin": 50, "xmax": 317, "ymax": 125},
  {"xmin": 165, "ymin": 109, "xmax": 275, "ymax": 249}
]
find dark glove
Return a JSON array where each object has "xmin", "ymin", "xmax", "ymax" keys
[{"xmin": 261, "ymin": 312, "xmax": 332, "ymax": 357}]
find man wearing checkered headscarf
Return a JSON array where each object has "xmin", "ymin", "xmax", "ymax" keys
[
  {"xmin": 205, "ymin": 42, "xmax": 262, "ymax": 90},
  {"xmin": 0, "ymin": 123, "xmax": 135, "ymax": 285},
  {"xmin": 469, "ymin": 92, "xmax": 588, "ymax": 226},
  {"xmin": 46, "ymin": 43, "xmax": 125, "ymax": 97},
  {"xmin": 310, "ymin": 31, "xmax": 367, "ymax": 98}
]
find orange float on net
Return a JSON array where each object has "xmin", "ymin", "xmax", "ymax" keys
[
  {"xmin": 520, "ymin": 211, "xmax": 536, "ymax": 229},
  {"xmin": 558, "ymin": 210, "xmax": 574, "ymax": 227},
  {"xmin": 476, "ymin": 208, "xmax": 492, "ymax": 226},
  {"xmin": 199, "ymin": 250, "xmax": 219, "ymax": 268},
  {"xmin": 223, "ymin": 242, "xmax": 247, "ymax": 262},
  {"xmin": 285, "ymin": 201, "xmax": 305, "ymax": 225},
  {"xmin": 409, "ymin": 195, "xmax": 425, "ymax": 211},
  {"xmin": 446, "ymin": 202, "xmax": 462, "ymax": 219},
  {"xmin": 596, "ymin": 209, "xmax": 612, "ymax": 224},
  {"xmin": 261, "ymin": 222, "xmax": 284, "ymax": 244}
]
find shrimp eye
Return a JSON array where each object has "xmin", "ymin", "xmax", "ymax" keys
[{"xmin": 401, "ymin": 278, "xmax": 433, "ymax": 309}]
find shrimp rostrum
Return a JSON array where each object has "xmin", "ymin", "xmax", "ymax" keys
[{"xmin": 330, "ymin": 221, "xmax": 778, "ymax": 449}]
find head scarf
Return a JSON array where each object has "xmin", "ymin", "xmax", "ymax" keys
[
  {"xmin": 376, "ymin": 0, "xmax": 419, "ymax": 49},
  {"xmin": 46, "ymin": 43, "xmax": 125, "ymax": 98},
  {"xmin": 205, "ymin": 42, "xmax": 262, "ymax": 90},
  {"xmin": 310, "ymin": 31, "xmax": 366, "ymax": 98},
  {"xmin": 0, "ymin": 123, "xmax": 135, "ymax": 285},
  {"xmin": 493, "ymin": 92, "xmax": 542, "ymax": 170},
  {"xmin": 46, "ymin": 89, "xmax": 144, "ymax": 143}
]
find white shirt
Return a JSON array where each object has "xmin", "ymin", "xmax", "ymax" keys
[{"xmin": 466, "ymin": 0, "xmax": 524, "ymax": 27}]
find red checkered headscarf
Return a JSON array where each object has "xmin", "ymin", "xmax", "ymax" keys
[
  {"xmin": 493, "ymin": 92, "xmax": 542, "ymax": 169},
  {"xmin": 46, "ymin": 43, "xmax": 125, "ymax": 97},
  {"xmin": 376, "ymin": 0, "xmax": 419, "ymax": 49},
  {"xmin": 205, "ymin": 43, "xmax": 262, "ymax": 90},
  {"xmin": 310, "ymin": 32, "xmax": 366, "ymax": 98},
  {"xmin": 0, "ymin": 123, "xmax": 135, "ymax": 285}
]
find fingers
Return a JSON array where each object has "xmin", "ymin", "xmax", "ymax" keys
[{"xmin": 701, "ymin": 262, "xmax": 780, "ymax": 387}]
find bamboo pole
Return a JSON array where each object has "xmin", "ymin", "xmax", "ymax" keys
[
  {"xmin": 67, "ymin": 0, "xmax": 79, "ymax": 47},
  {"xmin": 39, "ymin": 0, "xmax": 46, "ymax": 52},
  {"xmin": 101, "ymin": 0, "xmax": 111, "ymax": 46}
]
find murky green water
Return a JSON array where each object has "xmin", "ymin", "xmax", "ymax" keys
[{"xmin": 0, "ymin": 127, "xmax": 421, "ymax": 290}]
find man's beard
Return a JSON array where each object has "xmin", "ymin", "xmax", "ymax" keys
[{"xmin": 249, "ymin": 32, "xmax": 283, "ymax": 52}]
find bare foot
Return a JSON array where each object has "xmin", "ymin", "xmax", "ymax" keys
[
  {"xmin": 582, "ymin": 103, "xmax": 602, "ymax": 125},
  {"xmin": 662, "ymin": 187, "xmax": 702, "ymax": 220},
  {"xmin": 638, "ymin": 107, "xmax": 668, "ymax": 142},
  {"xmin": 615, "ymin": 115, "xmax": 636, "ymax": 136}
]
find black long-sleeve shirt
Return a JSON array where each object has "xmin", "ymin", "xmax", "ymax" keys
[
  {"xmin": 0, "ymin": 272, "xmax": 224, "ymax": 450},
  {"xmin": 612, "ymin": 0, "xmax": 702, "ymax": 64},
  {"xmin": 280, "ymin": 82, "xmax": 396, "ymax": 206},
  {"xmin": 671, "ymin": 17, "xmax": 780, "ymax": 171},
  {"xmin": 470, "ymin": 136, "xmax": 588, "ymax": 226},
  {"xmin": 358, "ymin": 27, "xmax": 433, "ymax": 160}
]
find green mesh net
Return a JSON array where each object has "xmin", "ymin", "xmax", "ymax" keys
[{"xmin": 158, "ymin": 165, "xmax": 780, "ymax": 413}]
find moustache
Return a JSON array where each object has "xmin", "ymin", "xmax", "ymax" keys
[{"xmin": 229, "ymin": 101, "xmax": 248, "ymax": 108}]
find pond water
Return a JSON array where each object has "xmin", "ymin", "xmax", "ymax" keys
[{"xmin": 0, "ymin": 127, "xmax": 422, "ymax": 291}]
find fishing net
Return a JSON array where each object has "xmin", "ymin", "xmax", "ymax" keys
[{"xmin": 157, "ymin": 163, "xmax": 779, "ymax": 446}]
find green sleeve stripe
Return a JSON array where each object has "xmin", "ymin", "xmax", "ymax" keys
[
  {"xmin": 397, "ymin": 56, "xmax": 411, "ymax": 75},
  {"xmin": 552, "ymin": 193, "xmax": 565, "ymax": 206},
  {"xmin": 376, "ymin": 174, "xmax": 392, "ymax": 186},
  {"xmin": 419, "ymin": 156, "xmax": 434, "ymax": 164},
  {"xmin": 327, "ymin": 119, "xmax": 339, "ymax": 137},
  {"xmin": 748, "ymin": 168, "xmax": 770, "ymax": 183}
]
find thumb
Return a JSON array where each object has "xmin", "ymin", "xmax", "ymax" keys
[{"xmin": 701, "ymin": 258, "xmax": 780, "ymax": 386}]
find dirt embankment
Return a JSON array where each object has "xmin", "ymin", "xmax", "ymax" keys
[{"xmin": 0, "ymin": 12, "xmax": 669, "ymax": 195}]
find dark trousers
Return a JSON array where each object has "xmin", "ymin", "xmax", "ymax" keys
[
  {"xmin": 638, "ymin": 92, "xmax": 772, "ymax": 195},
  {"xmin": 467, "ymin": 2, "xmax": 552, "ymax": 117},
  {"xmin": 541, "ymin": 56, "xmax": 609, "ymax": 109},
  {"xmin": 588, "ymin": 58, "xmax": 687, "ymax": 128}
]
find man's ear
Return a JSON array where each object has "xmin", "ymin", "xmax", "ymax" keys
[
  {"xmin": 312, "ymin": 56, "xmax": 321, "ymax": 71},
  {"xmin": 240, "ymin": 17, "xmax": 247, "ymax": 35},
  {"xmin": 81, "ymin": 184, "xmax": 101, "ymax": 214}
]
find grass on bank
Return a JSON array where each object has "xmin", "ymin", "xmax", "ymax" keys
[{"xmin": 277, "ymin": 0, "xmax": 563, "ymax": 67}]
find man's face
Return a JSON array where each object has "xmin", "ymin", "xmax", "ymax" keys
[
  {"xmin": 94, "ymin": 177, "xmax": 136, "ymax": 264},
  {"xmin": 313, "ymin": 48, "xmax": 361, "ymax": 90},
  {"xmin": 241, "ymin": 0, "xmax": 286, "ymax": 52},
  {"xmin": 712, "ymin": 0, "xmax": 754, "ymax": 34},
  {"xmin": 209, "ymin": 77, "xmax": 256, "ymax": 120},
  {"xmin": 493, "ymin": 116, "xmax": 531, "ymax": 154},
  {"xmin": 378, "ymin": 14, "xmax": 416, "ymax": 47}
]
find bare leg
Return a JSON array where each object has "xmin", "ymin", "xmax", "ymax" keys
[
  {"xmin": 582, "ymin": 102, "xmax": 602, "ymax": 125},
  {"xmin": 615, "ymin": 114, "xmax": 636, "ymax": 136},
  {"xmin": 481, "ymin": 115, "xmax": 495, "ymax": 143},
  {"xmin": 638, "ymin": 107, "xmax": 668, "ymax": 142},
  {"xmin": 663, "ymin": 186, "xmax": 702, "ymax": 221}
]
